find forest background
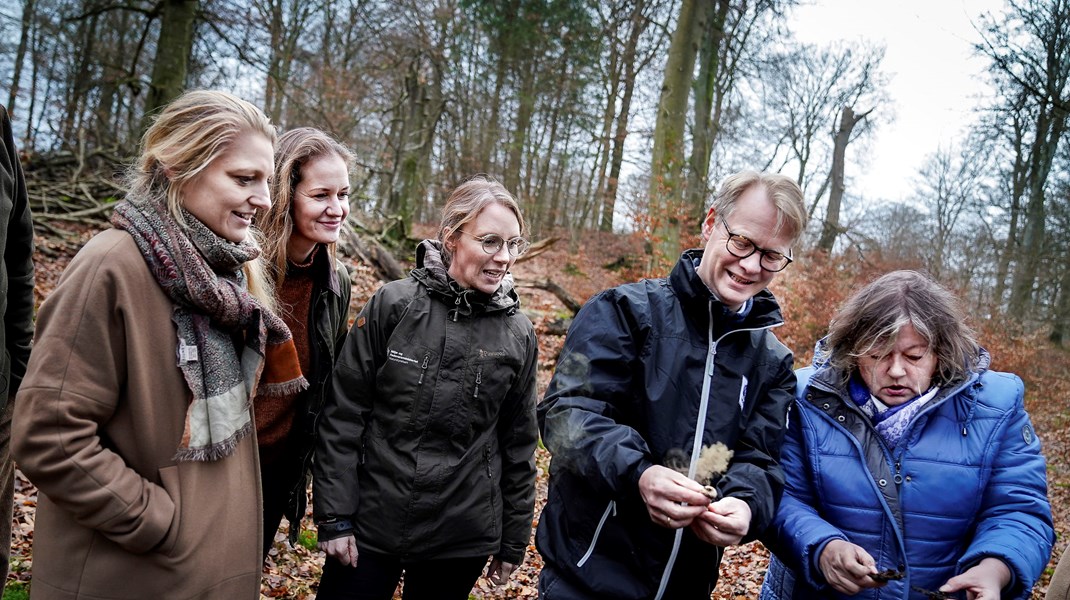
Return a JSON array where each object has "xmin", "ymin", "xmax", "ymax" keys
[{"xmin": 1, "ymin": 0, "xmax": 1069, "ymax": 598}]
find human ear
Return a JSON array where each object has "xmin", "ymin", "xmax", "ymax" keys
[{"xmin": 701, "ymin": 208, "xmax": 717, "ymax": 241}]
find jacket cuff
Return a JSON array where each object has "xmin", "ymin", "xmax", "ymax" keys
[
  {"xmin": 316, "ymin": 519, "xmax": 355, "ymax": 541},
  {"xmin": 496, "ymin": 545, "xmax": 526, "ymax": 565}
]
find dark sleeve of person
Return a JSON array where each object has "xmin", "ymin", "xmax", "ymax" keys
[
  {"xmin": 333, "ymin": 261, "xmax": 352, "ymax": 354},
  {"xmin": 312, "ymin": 286, "xmax": 390, "ymax": 538},
  {"xmin": 538, "ymin": 290, "xmax": 654, "ymax": 497},
  {"xmin": 717, "ymin": 340, "xmax": 795, "ymax": 540},
  {"xmin": 1, "ymin": 105, "xmax": 36, "ymax": 402},
  {"xmin": 495, "ymin": 325, "xmax": 539, "ymax": 565}
]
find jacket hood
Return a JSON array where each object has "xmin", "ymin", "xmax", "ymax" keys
[
  {"xmin": 412, "ymin": 239, "xmax": 520, "ymax": 318},
  {"xmin": 670, "ymin": 248, "xmax": 785, "ymax": 332}
]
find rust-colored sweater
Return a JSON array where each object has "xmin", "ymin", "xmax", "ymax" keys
[{"xmin": 255, "ymin": 250, "xmax": 316, "ymax": 464}]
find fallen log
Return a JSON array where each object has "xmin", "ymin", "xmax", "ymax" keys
[
  {"xmin": 337, "ymin": 224, "xmax": 407, "ymax": 282},
  {"xmin": 516, "ymin": 278, "xmax": 583, "ymax": 316}
]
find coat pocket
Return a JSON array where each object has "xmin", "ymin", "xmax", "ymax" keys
[
  {"xmin": 157, "ymin": 465, "xmax": 183, "ymax": 557},
  {"xmin": 577, "ymin": 500, "xmax": 616, "ymax": 568}
]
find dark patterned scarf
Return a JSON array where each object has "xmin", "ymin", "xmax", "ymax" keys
[{"xmin": 111, "ymin": 196, "xmax": 307, "ymax": 461}]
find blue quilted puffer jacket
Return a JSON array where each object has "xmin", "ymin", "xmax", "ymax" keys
[{"xmin": 760, "ymin": 350, "xmax": 1053, "ymax": 600}]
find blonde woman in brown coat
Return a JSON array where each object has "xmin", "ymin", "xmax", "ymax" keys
[{"xmin": 13, "ymin": 90, "xmax": 302, "ymax": 599}]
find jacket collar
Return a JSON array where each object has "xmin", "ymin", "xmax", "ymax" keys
[
  {"xmin": 411, "ymin": 239, "xmax": 520, "ymax": 316},
  {"xmin": 669, "ymin": 248, "xmax": 785, "ymax": 331}
]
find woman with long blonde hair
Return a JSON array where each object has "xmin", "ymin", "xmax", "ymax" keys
[{"xmin": 13, "ymin": 90, "xmax": 299, "ymax": 599}]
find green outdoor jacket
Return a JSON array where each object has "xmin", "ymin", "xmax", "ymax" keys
[
  {"xmin": 314, "ymin": 239, "xmax": 539, "ymax": 565},
  {"xmin": 0, "ymin": 105, "xmax": 35, "ymax": 408}
]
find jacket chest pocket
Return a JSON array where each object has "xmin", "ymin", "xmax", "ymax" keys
[
  {"xmin": 442, "ymin": 355, "xmax": 521, "ymax": 446},
  {"xmin": 375, "ymin": 344, "xmax": 438, "ymax": 435}
]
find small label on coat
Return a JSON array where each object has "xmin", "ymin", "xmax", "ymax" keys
[
  {"xmin": 738, "ymin": 375, "xmax": 749, "ymax": 411},
  {"xmin": 356, "ymin": 316, "xmax": 366, "ymax": 328},
  {"xmin": 387, "ymin": 348, "xmax": 419, "ymax": 366},
  {"xmin": 177, "ymin": 341, "xmax": 198, "ymax": 364}
]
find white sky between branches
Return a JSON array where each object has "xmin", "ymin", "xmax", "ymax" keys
[{"xmin": 789, "ymin": 0, "xmax": 1005, "ymax": 204}]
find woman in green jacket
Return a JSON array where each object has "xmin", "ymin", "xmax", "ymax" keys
[
  {"xmin": 313, "ymin": 175, "xmax": 539, "ymax": 600},
  {"xmin": 256, "ymin": 127, "xmax": 353, "ymax": 559}
]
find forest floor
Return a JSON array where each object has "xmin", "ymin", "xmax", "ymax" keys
[{"xmin": 6, "ymin": 221, "xmax": 1069, "ymax": 600}]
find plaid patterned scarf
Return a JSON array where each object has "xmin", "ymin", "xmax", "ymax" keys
[{"xmin": 111, "ymin": 196, "xmax": 307, "ymax": 461}]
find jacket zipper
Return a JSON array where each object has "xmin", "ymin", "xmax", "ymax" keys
[
  {"xmin": 417, "ymin": 352, "xmax": 430, "ymax": 385},
  {"xmin": 653, "ymin": 301, "xmax": 783, "ymax": 600},
  {"xmin": 576, "ymin": 500, "xmax": 617, "ymax": 568},
  {"xmin": 474, "ymin": 367, "xmax": 482, "ymax": 398}
]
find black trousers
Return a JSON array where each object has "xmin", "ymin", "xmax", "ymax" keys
[
  {"xmin": 317, "ymin": 549, "xmax": 487, "ymax": 600},
  {"xmin": 261, "ymin": 457, "xmax": 302, "ymax": 559}
]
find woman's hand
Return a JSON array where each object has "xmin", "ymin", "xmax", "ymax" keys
[
  {"xmin": 486, "ymin": 558, "xmax": 517, "ymax": 587},
  {"xmin": 818, "ymin": 539, "xmax": 882, "ymax": 595},
  {"xmin": 318, "ymin": 534, "xmax": 358, "ymax": 568},
  {"xmin": 939, "ymin": 557, "xmax": 1012, "ymax": 600},
  {"xmin": 638, "ymin": 465, "xmax": 711, "ymax": 529},
  {"xmin": 689, "ymin": 496, "xmax": 751, "ymax": 546}
]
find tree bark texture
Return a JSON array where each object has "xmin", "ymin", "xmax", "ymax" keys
[{"xmin": 142, "ymin": 0, "xmax": 199, "ymax": 127}]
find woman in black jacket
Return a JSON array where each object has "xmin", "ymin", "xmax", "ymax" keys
[
  {"xmin": 313, "ymin": 175, "xmax": 539, "ymax": 600},
  {"xmin": 256, "ymin": 127, "xmax": 353, "ymax": 559}
]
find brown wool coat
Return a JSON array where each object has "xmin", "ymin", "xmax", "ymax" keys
[
  {"xmin": 13, "ymin": 229, "xmax": 262, "ymax": 599},
  {"xmin": 1051, "ymin": 544, "xmax": 1070, "ymax": 600}
]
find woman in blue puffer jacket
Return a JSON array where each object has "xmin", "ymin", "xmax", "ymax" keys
[{"xmin": 761, "ymin": 270, "xmax": 1053, "ymax": 600}]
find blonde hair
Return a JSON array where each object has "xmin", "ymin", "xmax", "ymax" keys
[
  {"xmin": 437, "ymin": 175, "xmax": 526, "ymax": 268},
  {"xmin": 260, "ymin": 127, "xmax": 355, "ymax": 288},
  {"xmin": 127, "ymin": 90, "xmax": 278, "ymax": 310},
  {"xmin": 710, "ymin": 171, "xmax": 808, "ymax": 246},
  {"xmin": 822, "ymin": 270, "xmax": 980, "ymax": 386}
]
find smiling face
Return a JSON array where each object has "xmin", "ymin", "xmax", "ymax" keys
[
  {"xmin": 180, "ymin": 130, "xmax": 274, "ymax": 243},
  {"xmin": 287, "ymin": 153, "xmax": 351, "ymax": 262},
  {"xmin": 696, "ymin": 184, "xmax": 793, "ymax": 310},
  {"xmin": 446, "ymin": 202, "xmax": 521, "ymax": 295},
  {"xmin": 856, "ymin": 324, "xmax": 938, "ymax": 406}
]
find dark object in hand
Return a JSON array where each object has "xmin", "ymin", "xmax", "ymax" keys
[
  {"xmin": 911, "ymin": 585, "xmax": 952, "ymax": 599},
  {"xmin": 869, "ymin": 569, "xmax": 905, "ymax": 582}
]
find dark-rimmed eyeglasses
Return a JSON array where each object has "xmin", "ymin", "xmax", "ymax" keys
[
  {"xmin": 721, "ymin": 218, "xmax": 792, "ymax": 272},
  {"xmin": 458, "ymin": 231, "xmax": 531, "ymax": 257}
]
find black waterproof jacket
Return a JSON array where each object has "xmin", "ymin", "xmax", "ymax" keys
[
  {"xmin": 0, "ymin": 105, "xmax": 35, "ymax": 408},
  {"xmin": 313, "ymin": 240, "xmax": 538, "ymax": 565},
  {"xmin": 536, "ymin": 249, "xmax": 796, "ymax": 600}
]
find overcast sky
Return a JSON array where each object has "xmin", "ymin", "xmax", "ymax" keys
[{"xmin": 789, "ymin": 0, "xmax": 1004, "ymax": 203}]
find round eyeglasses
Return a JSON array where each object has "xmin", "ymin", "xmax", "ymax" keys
[
  {"xmin": 721, "ymin": 218, "xmax": 793, "ymax": 272},
  {"xmin": 458, "ymin": 231, "xmax": 531, "ymax": 257}
]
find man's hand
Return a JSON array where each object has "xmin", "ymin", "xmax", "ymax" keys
[
  {"xmin": 318, "ymin": 534, "xmax": 359, "ymax": 568},
  {"xmin": 638, "ymin": 465, "xmax": 710, "ymax": 528},
  {"xmin": 818, "ymin": 539, "xmax": 882, "ymax": 595},
  {"xmin": 487, "ymin": 558, "xmax": 517, "ymax": 587},
  {"xmin": 689, "ymin": 496, "xmax": 751, "ymax": 546},
  {"xmin": 940, "ymin": 557, "xmax": 1012, "ymax": 600}
]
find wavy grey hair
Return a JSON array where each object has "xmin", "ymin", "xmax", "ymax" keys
[{"xmin": 821, "ymin": 270, "xmax": 980, "ymax": 386}]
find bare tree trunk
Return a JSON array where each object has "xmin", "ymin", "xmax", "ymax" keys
[
  {"xmin": 648, "ymin": 0, "xmax": 704, "ymax": 271},
  {"xmin": 600, "ymin": 0, "xmax": 644, "ymax": 232},
  {"xmin": 7, "ymin": 0, "xmax": 36, "ymax": 116},
  {"xmin": 1051, "ymin": 253, "xmax": 1070, "ymax": 346},
  {"xmin": 1008, "ymin": 105, "xmax": 1068, "ymax": 316},
  {"xmin": 142, "ymin": 0, "xmax": 199, "ymax": 127},
  {"xmin": 686, "ymin": 0, "xmax": 730, "ymax": 220},
  {"xmin": 817, "ymin": 105, "xmax": 869, "ymax": 252},
  {"xmin": 385, "ymin": 55, "xmax": 445, "ymax": 243}
]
